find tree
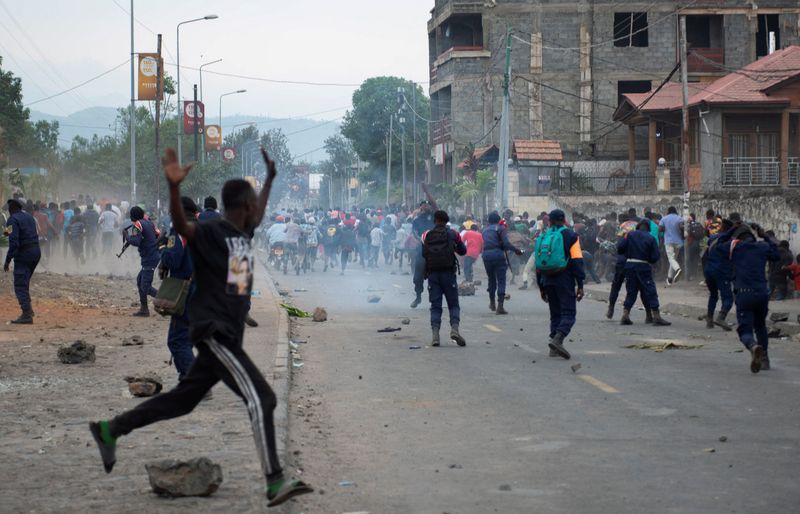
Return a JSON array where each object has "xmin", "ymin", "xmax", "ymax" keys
[
  {"xmin": 322, "ymin": 134, "xmax": 355, "ymax": 208},
  {"xmin": 260, "ymin": 128, "xmax": 294, "ymax": 201},
  {"xmin": 456, "ymin": 168, "xmax": 496, "ymax": 219},
  {"xmin": 0, "ymin": 56, "xmax": 29, "ymax": 157},
  {"xmin": 340, "ymin": 76, "xmax": 429, "ymax": 192}
]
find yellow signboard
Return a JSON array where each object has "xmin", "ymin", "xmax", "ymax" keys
[
  {"xmin": 205, "ymin": 124, "xmax": 222, "ymax": 151},
  {"xmin": 137, "ymin": 53, "xmax": 164, "ymax": 101}
]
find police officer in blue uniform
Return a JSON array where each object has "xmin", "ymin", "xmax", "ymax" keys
[
  {"xmin": 125, "ymin": 206, "xmax": 160, "ymax": 317},
  {"xmin": 702, "ymin": 219, "xmax": 735, "ymax": 331},
  {"xmin": 158, "ymin": 197, "xmax": 198, "ymax": 379},
  {"xmin": 3, "ymin": 199, "xmax": 41, "ymax": 324},
  {"xmin": 618, "ymin": 219, "xmax": 671, "ymax": 327},
  {"xmin": 536, "ymin": 209, "xmax": 585, "ymax": 360},
  {"xmin": 728, "ymin": 224, "xmax": 780, "ymax": 373}
]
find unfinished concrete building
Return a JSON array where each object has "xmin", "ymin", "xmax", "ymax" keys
[{"xmin": 427, "ymin": 0, "xmax": 800, "ymax": 205}]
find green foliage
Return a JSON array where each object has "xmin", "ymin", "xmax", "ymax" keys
[
  {"xmin": 0, "ymin": 56, "xmax": 29, "ymax": 155},
  {"xmin": 455, "ymin": 168, "xmax": 496, "ymax": 218}
]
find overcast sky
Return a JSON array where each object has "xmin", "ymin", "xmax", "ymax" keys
[{"xmin": 1, "ymin": 0, "xmax": 432, "ymax": 121}]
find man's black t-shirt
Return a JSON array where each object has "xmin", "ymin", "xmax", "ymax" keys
[
  {"xmin": 412, "ymin": 212, "xmax": 434, "ymax": 239},
  {"xmin": 188, "ymin": 218, "xmax": 254, "ymax": 344}
]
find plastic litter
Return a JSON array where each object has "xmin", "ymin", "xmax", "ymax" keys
[
  {"xmin": 409, "ymin": 345, "xmax": 421, "ymax": 350},
  {"xmin": 377, "ymin": 327, "xmax": 401, "ymax": 333},
  {"xmin": 251, "ymin": 289, "xmax": 262, "ymax": 297},
  {"xmin": 280, "ymin": 304, "xmax": 311, "ymax": 318},
  {"xmin": 338, "ymin": 481, "xmax": 356, "ymax": 487}
]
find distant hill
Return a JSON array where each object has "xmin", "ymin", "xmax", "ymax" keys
[{"xmin": 29, "ymin": 108, "xmax": 342, "ymax": 163}]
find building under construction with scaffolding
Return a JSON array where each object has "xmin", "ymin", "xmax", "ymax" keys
[{"xmin": 427, "ymin": 0, "xmax": 800, "ymax": 197}]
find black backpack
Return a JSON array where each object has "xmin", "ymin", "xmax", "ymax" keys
[
  {"xmin": 689, "ymin": 221, "xmax": 705, "ymax": 240},
  {"xmin": 423, "ymin": 226, "xmax": 455, "ymax": 272}
]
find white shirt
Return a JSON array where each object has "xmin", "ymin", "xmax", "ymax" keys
[
  {"xmin": 370, "ymin": 226, "xmax": 384, "ymax": 247},
  {"xmin": 267, "ymin": 223, "xmax": 287, "ymax": 244},
  {"xmin": 99, "ymin": 210, "xmax": 118, "ymax": 232}
]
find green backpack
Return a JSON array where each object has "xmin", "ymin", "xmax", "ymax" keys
[{"xmin": 535, "ymin": 226, "xmax": 568, "ymax": 274}]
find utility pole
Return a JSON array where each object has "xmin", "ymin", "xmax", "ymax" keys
[
  {"xmin": 400, "ymin": 116, "xmax": 407, "ymax": 207},
  {"xmin": 495, "ymin": 25, "xmax": 513, "ymax": 211},
  {"xmin": 193, "ymin": 85, "xmax": 199, "ymax": 163},
  {"xmin": 387, "ymin": 114, "xmax": 393, "ymax": 206},
  {"xmin": 129, "ymin": 0, "xmax": 136, "ymax": 204},
  {"xmin": 154, "ymin": 34, "xmax": 162, "ymax": 212},
  {"xmin": 679, "ymin": 15, "xmax": 690, "ymax": 277},
  {"xmin": 412, "ymin": 86, "xmax": 418, "ymax": 204}
]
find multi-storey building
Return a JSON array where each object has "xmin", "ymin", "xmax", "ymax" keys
[{"xmin": 427, "ymin": 0, "xmax": 800, "ymax": 189}]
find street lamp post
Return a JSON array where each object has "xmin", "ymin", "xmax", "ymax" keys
[
  {"xmin": 240, "ymin": 139, "xmax": 260, "ymax": 178},
  {"xmin": 198, "ymin": 58, "xmax": 222, "ymax": 103},
  {"xmin": 219, "ymin": 89, "xmax": 247, "ymax": 135},
  {"xmin": 176, "ymin": 14, "xmax": 218, "ymax": 166}
]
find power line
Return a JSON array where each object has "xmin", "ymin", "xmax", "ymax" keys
[
  {"xmin": 109, "ymin": 0, "xmax": 177, "ymax": 62},
  {"xmin": 25, "ymin": 60, "xmax": 130, "ymax": 106}
]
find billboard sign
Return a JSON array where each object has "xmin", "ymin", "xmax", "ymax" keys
[
  {"xmin": 205, "ymin": 124, "xmax": 222, "ymax": 151},
  {"xmin": 183, "ymin": 101, "xmax": 205, "ymax": 135},
  {"xmin": 137, "ymin": 53, "xmax": 163, "ymax": 101}
]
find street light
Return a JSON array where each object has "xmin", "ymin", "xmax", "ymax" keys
[
  {"xmin": 199, "ymin": 58, "xmax": 222, "ymax": 102},
  {"xmin": 176, "ymin": 14, "xmax": 218, "ymax": 165},
  {"xmin": 219, "ymin": 89, "xmax": 247, "ymax": 133}
]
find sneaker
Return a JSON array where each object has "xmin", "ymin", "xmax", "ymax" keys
[
  {"xmin": 245, "ymin": 315, "xmax": 259, "ymax": 328},
  {"xmin": 266, "ymin": 478, "xmax": 314, "ymax": 507},
  {"xmin": 673, "ymin": 268, "xmax": 682, "ymax": 283},
  {"xmin": 89, "ymin": 421, "xmax": 117, "ymax": 473},
  {"xmin": 665, "ymin": 277, "xmax": 672, "ymax": 287}
]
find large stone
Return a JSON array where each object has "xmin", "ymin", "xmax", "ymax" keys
[
  {"xmin": 313, "ymin": 307, "xmax": 328, "ymax": 322},
  {"xmin": 145, "ymin": 457, "xmax": 223, "ymax": 497},
  {"xmin": 458, "ymin": 282, "xmax": 476, "ymax": 296},
  {"xmin": 57, "ymin": 341, "xmax": 96, "ymax": 364},
  {"xmin": 125, "ymin": 372, "xmax": 163, "ymax": 397}
]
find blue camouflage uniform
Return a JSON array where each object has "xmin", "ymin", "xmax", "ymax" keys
[
  {"xmin": 422, "ymin": 227, "xmax": 467, "ymax": 329},
  {"xmin": 160, "ymin": 228, "xmax": 195, "ymax": 378},
  {"xmin": 4, "ymin": 209, "xmax": 41, "ymax": 314},
  {"xmin": 537, "ymin": 227, "xmax": 585, "ymax": 337},
  {"xmin": 125, "ymin": 218, "xmax": 160, "ymax": 307},
  {"xmin": 482, "ymin": 224, "xmax": 516, "ymax": 300},
  {"xmin": 703, "ymin": 229, "xmax": 734, "ymax": 317},
  {"xmin": 728, "ymin": 236, "xmax": 780, "ymax": 352},
  {"xmin": 618, "ymin": 228, "xmax": 660, "ymax": 311}
]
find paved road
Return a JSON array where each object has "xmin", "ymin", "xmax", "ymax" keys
[{"xmin": 274, "ymin": 258, "xmax": 800, "ymax": 514}]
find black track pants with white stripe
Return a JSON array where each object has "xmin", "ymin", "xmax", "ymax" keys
[{"xmin": 109, "ymin": 337, "xmax": 282, "ymax": 478}]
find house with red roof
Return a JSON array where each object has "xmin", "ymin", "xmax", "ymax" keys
[{"xmin": 614, "ymin": 45, "xmax": 800, "ymax": 191}]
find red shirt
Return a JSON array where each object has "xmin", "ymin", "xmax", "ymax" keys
[
  {"xmin": 461, "ymin": 230, "xmax": 484, "ymax": 258},
  {"xmin": 787, "ymin": 263, "xmax": 800, "ymax": 290}
]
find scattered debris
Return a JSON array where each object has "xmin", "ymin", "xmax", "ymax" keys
[
  {"xmin": 570, "ymin": 363, "xmax": 582, "ymax": 373},
  {"xmin": 498, "ymin": 484, "xmax": 512, "ymax": 491},
  {"xmin": 57, "ymin": 341, "xmax": 96, "ymax": 364},
  {"xmin": 277, "ymin": 289, "xmax": 290, "ymax": 296},
  {"xmin": 377, "ymin": 327, "xmax": 401, "ymax": 333},
  {"xmin": 292, "ymin": 360, "xmax": 304, "ymax": 369},
  {"xmin": 448, "ymin": 464, "xmax": 463, "ymax": 469},
  {"xmin": 312, "ymin": 307, "xmax": 328, "ymax": 322},
  {"xmin": 624, "ymin": 342, "xmax": 704, "ymax": 352},
  {"xmin": 338, "ymin": 481, "xmax": 356, "ymax": 487},
  {"xmin": 703, "ymin": 448, "xmax": 716, "ymax": 453},
  {"xmin": 401, "ymin": 318, "xmax": 411, "ymax": 325},
  {"xmin": 251, "ymin": 289, "xmax": 262, "ymax": 298},
  {"xmin": 409, "ymin": 345, "xmax": 422, "ymax": 350},
  {"xmin": 280, "ymin": 304, "xmax": 311, "ymax": 318},
  {"xmin": 122, "ymin": 335, "xmax": 144, "ymax": 346},
  {"xmin": 125, "ymin": 372, "xmax": 163, "ymax": 397},
  {"xmin": 770, "ymin": 312, "xmax": 789, "ymax": 322},
  {"xmin": 293, "ymin": 288, "xmax": 308, "ymax": 293},
  {"xmin": 145, "ymin": 457, "xmax": 223, "ymax": 497},
  {"xmin": 768, "ymin": 327, "xmax": 784, "ymax": 338},
  {"xmin": 458, "ymin": 282, "xmax": 476, "ymax": 296},
  {"xmin": 473, "ymin": 280, "xmax": 482, "ymax": 286},
  {"xmin": 719, "ymin": 436, "xmax": 728, "ymax": 443},
  {"xmin": 367, "ymin": 295, "xmax": 381, "ymax": 303}
]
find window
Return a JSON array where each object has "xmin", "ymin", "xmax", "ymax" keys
[
  {"xmin": 614, "ymin": 12, "xmax": 648, "ymax": 47},
  {"xmin": 617, "ymin": 80, "xmax": 652, "ymax": 106},
  {"xmin": 756, "ymin": 14, "xmax": 780, "ymax": 58},
  {"xmin": 518, "ymin": 166, "xmax": 557, "ymax": 196},
  {"xmin": 686, "ymin": 15, "xmax": 723, "ymax": 48},
  {"xmin": 728, "ymin": 134, "xmax": 748, "ymax": 158}
]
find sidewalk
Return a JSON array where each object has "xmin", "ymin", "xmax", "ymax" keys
[
  {"xmin": 584, "ymin": 278, "xmax": 800, "ymax": 336},
  {"xmin": 0, "ymin": 269, "xmax": 291, "ymax": 513}
]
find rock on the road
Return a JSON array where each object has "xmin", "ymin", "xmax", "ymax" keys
[
  {"xmin": 57, "ymin": 341, "xmax": 96, "ymax": 364},
  {"xmin": 145, "ymin": 457, "xmax": 223, "ymax": 497},
  {"xmin": 458, "ymin": 282, "xmax": 476, "ymax": 296},
  {"xmin": 125, "ymin": 372, "xmax": 163, "ymax": 397},
  {"xmin": 313, "ymin": 307, "xmax": 328, "ymax": 322}
]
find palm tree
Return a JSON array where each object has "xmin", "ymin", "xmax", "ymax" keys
[{"xmin": 456, "ymin": 168, "xmax": 496, "ymax": 219}]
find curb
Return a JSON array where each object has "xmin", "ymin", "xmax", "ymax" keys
[{"xmin": 259, "ymin": 261, "xmax": 292, "ymax": 464}]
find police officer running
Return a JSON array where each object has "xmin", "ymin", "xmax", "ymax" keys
[
  {"xmin": 421, "ymin": 210, "xmax": 467, "ymax": 347},
  {"xmin": 617, "ymin": 219, "xmax": 671, "ymax": 326},
  {"xmin": 728, "ymin": 223, "xmax": 780, "ymax": 373},
  {"xmin": 410, "ymin": 184, "xmax": 437, "ymax": 309},
  {"xmin": 702, "ymin": 219, "xmax": 735, "ymax": 331},
  {"xmin": 125, "ymin": 206, "xmax": 160, "ymax": 317},
  {"xmin": 3, "ymin": 198, "xmax": 41, "ymax": 324},
  {"xmin": 535, "ymin": 209, "xmax": 585, "ymax": 359},
  {"xmin": 159, "ymin": 197, "xmax": 198, "ymax": 379}
]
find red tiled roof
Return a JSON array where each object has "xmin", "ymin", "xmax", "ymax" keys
[
  {"xmin": 513, "ymin": 139, "xmax": 563, "ymax": 161},
  {"xmin": 621, "ymin": 45, "xmax": 800, "ymax": 113}
]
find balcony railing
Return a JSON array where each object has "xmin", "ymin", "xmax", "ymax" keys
[
  {"xmin": 688, "ymin": 48, "xmax": 724, "ymax": 73},
  {"xmin": 722, "ymin": 157, "xmax": 779, "ymax": 186},
  {"xmin": 435, "ymin": 45, "xmax": 486, "ymax": 63},
  {"xmin": 789, "ymin": 157, "xmax": 800, "ymax": 186}
]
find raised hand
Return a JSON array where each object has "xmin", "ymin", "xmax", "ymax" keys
[
  {"xmin": 162, "ymin": 148, "xmax": 193, "ymax": 186},
  {"xmin": 261, "ymin": 148, "xmax": 277, "ymax": 182}
]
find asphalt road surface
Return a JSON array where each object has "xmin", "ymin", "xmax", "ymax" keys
[{"xmin": 272, "ymin": 256, "xmax": 800, "ymax": 514}]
